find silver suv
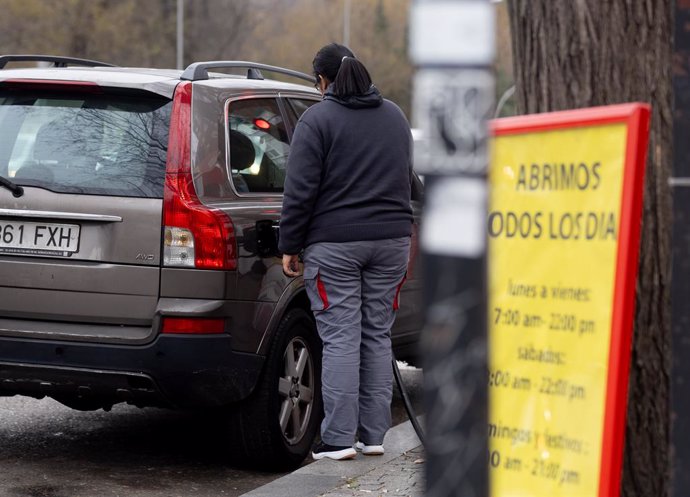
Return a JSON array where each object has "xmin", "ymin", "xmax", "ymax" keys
[{"xmin": 0, "ymin": 55, "xmax": 423, "ymax": 469}]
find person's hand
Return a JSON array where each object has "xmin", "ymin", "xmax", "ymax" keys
[{"xmin": 282, "ymin": 253, "xmax": 301, "ymax": 277}]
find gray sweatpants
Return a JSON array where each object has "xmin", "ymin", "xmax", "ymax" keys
[{"xmin": 303, "ymin": 237, "xmax": 410, "ymax": 447}]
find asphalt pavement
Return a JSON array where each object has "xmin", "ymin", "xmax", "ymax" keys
[{"xmin": 0, "ymin": 364, "xmax": 422, "ymax": 497}]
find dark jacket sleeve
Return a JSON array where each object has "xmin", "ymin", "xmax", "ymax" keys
[{"xmin": 278, "ymin": 119, "xmax": 325, "ymax": 254}]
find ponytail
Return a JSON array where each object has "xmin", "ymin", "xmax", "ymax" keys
[
  {"xmin": 332, "ymin": 56, "xmax": 372, "ymax": 97},
  {"xmin": 313, "ymin": 43, "xmax": 373, "ymax": 97}
]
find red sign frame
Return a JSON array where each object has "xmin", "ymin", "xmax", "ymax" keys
[{"xmin": 490, "ymin": 103, "xmax": 651, "ymax": 497}]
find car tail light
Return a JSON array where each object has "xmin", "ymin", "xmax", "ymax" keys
[
  {"xmin": 161, "ymin": 317, "xmax": 225, "ymax": 334},
  {"xmin": 163, "ymin": 81, "xmax": 237, "ymax": 270}
]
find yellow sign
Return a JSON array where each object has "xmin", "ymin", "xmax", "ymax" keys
[{"xmin": 488, "ymin": 105, "xmax": 650, "ymax": 497}]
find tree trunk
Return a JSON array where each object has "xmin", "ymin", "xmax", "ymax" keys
[{"xmin": 506, "ymin": 1, "xmax": 672, "ymax": 496}]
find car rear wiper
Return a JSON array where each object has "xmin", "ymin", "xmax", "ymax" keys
[{"xmin": 0, "ymin": 175, "xmax": 24, "ymax": 197}]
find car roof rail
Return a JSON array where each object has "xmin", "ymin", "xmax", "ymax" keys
[
  {"xmin": 0, "ymin": 55, "xmax": 116, "ymax": 69},
  {"xmin": 180, "ymin": 61, "xmax": 314, "ymax": 85}
]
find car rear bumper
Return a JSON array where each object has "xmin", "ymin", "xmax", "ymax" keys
[{"xmin": 0, "ymin": 334, "xmax": 265, "ymax": 408}]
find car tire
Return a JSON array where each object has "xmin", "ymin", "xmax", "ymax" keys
[{"xmin": 228, "ymin": 308, "xmax": 322, "ymax": 470}]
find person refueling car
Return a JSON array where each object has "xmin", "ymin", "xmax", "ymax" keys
[{"xmin": 279, "ymin": 43, "xmax": 414, "ymax": 461}]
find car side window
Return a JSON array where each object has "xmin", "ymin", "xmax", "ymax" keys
[
  {"xmin": 288, "ymin": 99, "xmax": 318, "ymax": 121},
  {"xmin": 227, "ymin": 98, "xmax": 289, "ymax": 194}
]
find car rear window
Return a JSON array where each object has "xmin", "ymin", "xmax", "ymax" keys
[{"xmin": 0, "ymin": 88, "xmax": 171, "ymax": 198}]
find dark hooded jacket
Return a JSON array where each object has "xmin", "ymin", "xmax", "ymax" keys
[{"xmin": 278, "ymin": 86, "xmax": 413, "ymax": 254}]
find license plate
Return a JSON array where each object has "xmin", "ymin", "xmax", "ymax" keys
[{"xmin": 0, "ymin": 220, "xmax": 80, "ymax": 257}]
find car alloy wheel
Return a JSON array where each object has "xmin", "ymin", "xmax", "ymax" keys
[
  {"xmin": 278, "ymin": 336, "xmax": 315, "ymax": 445},
  {"xmin": 226, "ymin": 308, "xmax": 321, "ymax": 469}
]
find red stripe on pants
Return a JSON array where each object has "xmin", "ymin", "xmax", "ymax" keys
[
  {"xmin": 317, "ymin": 272, "xmax": 330, "ymax": 310},
  {"xmin": 393, "ymin": 275, "xmax": 407, "ymax": 311}
]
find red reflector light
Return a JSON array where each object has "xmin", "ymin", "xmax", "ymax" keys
[
  {"xmin": 161, "ymin": 317, "xmax": 225, "ymax": 334},
  {"xmin": 254, "ymin": 118, "xmax": 271, "ymax": 130}
]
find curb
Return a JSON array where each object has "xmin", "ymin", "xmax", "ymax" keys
[{"xmin": 240, "ymin": 419, "xmax": 422, "ymax": 497}]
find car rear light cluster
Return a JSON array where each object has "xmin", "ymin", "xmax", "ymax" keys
[{"xmin": 163, "ymin": 81, "xmax": 237, "ymax": 270}]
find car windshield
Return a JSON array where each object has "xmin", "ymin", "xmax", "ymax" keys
[{"xmin": 0, "ymin": 88, "xmax": 171, "ymax": 198}]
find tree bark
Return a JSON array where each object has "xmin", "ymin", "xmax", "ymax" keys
[{"xmin": 506, "ymin": 1, "xmax": 672, "ymax": 496}]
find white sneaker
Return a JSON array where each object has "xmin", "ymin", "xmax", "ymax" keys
[
  {"xmin": 312, "ymin": 442, "xmax": 357, "ymax": 461},
  {"xmin": 355, "ymin": 441, "xmax": 385, "ymax": 455}
]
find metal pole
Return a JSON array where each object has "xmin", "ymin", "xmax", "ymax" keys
[
  {"xmin": 343, "ymin": 0, "xmax": 351, "ymax": 47},
  {"xmin": 177, "ymin": 0, "xmax": 184, "ymax": 70},
  {"xmin": 410, "ymin": 1, "xmax": 495, "ymax": 496},
  {"xmin": 672, "ymin": 4, "xmax": 690, "ymax": 495}
]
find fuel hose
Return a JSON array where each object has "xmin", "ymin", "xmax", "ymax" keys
[{"xmin": 392, "ymin": 358, "xmax": 425, "ymax": 447}]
